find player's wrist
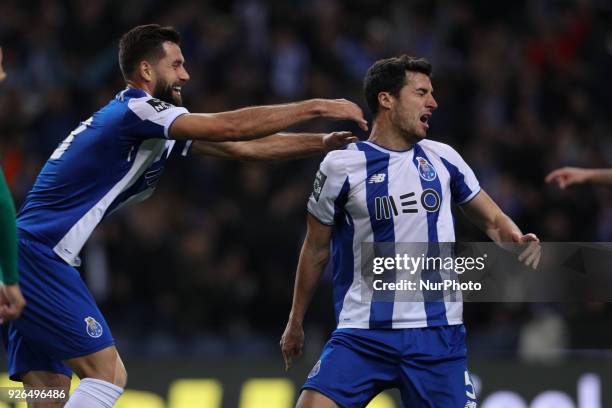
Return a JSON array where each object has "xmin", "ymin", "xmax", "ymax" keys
[
  {"xmin": 287, "ymin": 312, "xmax": 304, "ymax": 326},
  {"xmin": 587, "ymin": 169, "xmax": 605, "ymax": 183},
  {"xmin": 306, "ymin": 99, "xmax": 325, "ymax": 118}
]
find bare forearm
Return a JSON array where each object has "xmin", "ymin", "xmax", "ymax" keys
[
  {"xmin": 211, "ymin": 100, "xmax": 322, "ymax": 140},
  {"xmin": 171, "ymin": 98, "xmax": 366, "ymax": 141},
  {"xmin": 192, "ymin": 133, "xmax": 325, "ymax": 161},
  {"xmin": 485, "ymin": 212, "xmax": 522, "ymax": 243},
  {"xmin": 173, "ymin": 100, "xmax": 330, "ymax": 142},
  {"xmin": 462, "ymin": 191, "xmax": 522, "ymax": 243},
  {"xmin": 586, "ymin": 169, "xmax": 612, "ymax": 185},
  {"xmin": 289, "ymin": 243, "xmax": 330, "ymax": 325}
]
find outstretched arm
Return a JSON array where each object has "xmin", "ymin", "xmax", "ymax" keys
[
  {"xmin": 170, "ymin": 98, "xmax": 367, "ymax": 142},
  {"xmin": 280, "ymin": 214, "xmax": 332, "ymax": 370},
  {"xmin": 190, "ymin": 131, "xmax": 357, "ymax": 161},
  {"xmin": 545, "ymin": 167, "xmax": 612, "ymax": 189},
  {"xmin": 461, "ymin": 190, "xmax": 541, "ymax": 268}
]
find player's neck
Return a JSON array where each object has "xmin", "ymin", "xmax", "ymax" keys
[
  {"xmin": 368, "ymin": 120, "xmax": 414, "ymax": 152},
  {"xmin": 126, "ymin": 80, "xmax": 154, "ymax": 96}
]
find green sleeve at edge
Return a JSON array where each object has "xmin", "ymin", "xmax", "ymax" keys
[{"xmin": 0, "ymin": 168, "xmax": 18, "ymax": 284}]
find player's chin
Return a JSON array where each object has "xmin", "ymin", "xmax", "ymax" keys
[
  {"xmin": 413, "ymin": 128, "xmax": 428, "ymax": 140},
  {"xmin": 171, "ymin": 93, "xmax": 183, "ymax": 106}
]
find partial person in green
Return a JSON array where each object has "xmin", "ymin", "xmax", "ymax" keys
[{"xmin": 0, "ymin": 47, "xmax": 26, "ymax": 323}]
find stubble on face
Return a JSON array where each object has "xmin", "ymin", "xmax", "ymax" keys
[{"xmin": 390, "ymin": 72, "xmax": 435, "ymax": 143}]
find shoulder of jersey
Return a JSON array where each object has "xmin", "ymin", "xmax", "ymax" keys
[
  {"xmin": 418, "ymin": 139, "xmax": 459, "ymax": 158},
  {"xmin": 120, "ymin": 88, "xmax": 177, "ymax": 111},
  {"xmin": 324, "ymin": 142, "xmax": 365, "ymax": 163}
]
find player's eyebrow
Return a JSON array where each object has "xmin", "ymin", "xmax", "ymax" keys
[{"xmin": 415, "ymin": 87, "xmax": 432, "ymax": 94}]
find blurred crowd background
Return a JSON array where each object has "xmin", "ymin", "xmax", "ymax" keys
[{"xmin": 1, "ymin": 0, "xmax": 612, "ymax": 362}]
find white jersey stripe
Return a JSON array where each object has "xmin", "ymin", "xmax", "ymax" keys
[{"xmin": 53, "ymin": 139, "xmax": 167, "ymax": 266}]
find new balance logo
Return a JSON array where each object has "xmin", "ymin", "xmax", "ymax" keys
[{"xmin": 368, "ymin": 173, "xmax": 386, "ymax": 184}]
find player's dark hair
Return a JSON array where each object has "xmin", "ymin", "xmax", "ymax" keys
[
  {"xmin": 118, "ymin": 24, "xmax": 181, "ymax": 81},
  {"xmin": 363, "ymin": 55, "xmax": 432, "ymax": 115}
]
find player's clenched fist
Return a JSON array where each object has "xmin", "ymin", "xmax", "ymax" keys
[
  {"xmin": 317, "ymin": 99, "xmax": 369, "ymax": 131},
  {"xmin": 280, "ymin": 320, "xmax": 304, "ymax": 371},
  {"xmin": 323, "ymin": 131, "xmax": 359, "ymax": 152},
  {"xmin": 0, "ymin": 284, "xmax": 26, "ymax": 323},
  {"xmin": 545, "ymin": 167, "xmax": 594, "ymax": 189}
]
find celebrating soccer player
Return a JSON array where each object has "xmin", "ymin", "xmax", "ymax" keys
[
  {"xmin": 4, "ymin": 24, "xmax": 366, "ymax": 407},
  {"xmin": 281, "ymin": 55, "xmax": 541, "ymax": 407}
]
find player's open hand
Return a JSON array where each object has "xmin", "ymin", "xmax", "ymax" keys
[
  {"xmin": 280, "ymin": 320, "xmax": 304, "ymax": 371},
  {"xmin": 545, "ymin": 167, "xmax": 593, "ymax": 189},
  {"xmin": 323, "ymin": 131, "xmax": 359, "ymax": 152},
  {"xmin": 319, "ymin": 99, "xmax": 369, "ymax": 131},
  {"xmin": 0, "ymin": 47, "xmax": 6, "ymax": 82},
  {"xmin": 0, "ymin": 284, "xmax": 26, "ymax": 323},
  {"xmin": 512, "ymin": 232, "xmax": 541, "ymax": 269}
]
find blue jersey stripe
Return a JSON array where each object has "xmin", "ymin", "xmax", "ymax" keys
[
  {"xmin": 412, "ymin": 144, "xmax": 448, "ymax": 326},
  {"xmin": 331, "ymin": 177, "xmax": 354, "ymax": 323},
  {"xmin": 440, "ymin": 156, "xmax": 473, "ymax": 204},
  {"xmin": 357, "ymin": 143, "xmax": 395, "ymax": 329}
]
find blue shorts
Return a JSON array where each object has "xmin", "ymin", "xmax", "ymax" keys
[
  {"xmin": 302, "ymin": 325, "xmax": 477, "ymax": 408},
  {"xmin": 1, "ymin": 237, "xmax": 114, "ymax": 381}
]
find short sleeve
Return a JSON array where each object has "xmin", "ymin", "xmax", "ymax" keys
[
  {"xmin": 307, "ymin": 151, "xmax": 349, "ymax": 225},
  {"xmin": 439, "ymin": 145, "xmax": 480, "ymax": 205},
  {"xmin": 125, "ymin": 97, "xmax": 189, "ymax": 140}
]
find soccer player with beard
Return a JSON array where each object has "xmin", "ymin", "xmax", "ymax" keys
[
  {"xmin": 4, "ymin": 24, "xmax": 367, "ymax": 407},
  {"xmin": 281, "ymin": 56, "xmax": 541, "ymax": 407}
]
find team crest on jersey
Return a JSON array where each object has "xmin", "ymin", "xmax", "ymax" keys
[
  {"xmin": 84, "ymin": 317, "xmax": 103, "ymax": 338},
  {"xmin": 146, "ymin": 98, "xmax": 172, "ymax": 113},
  {"xmin": 416, "ymin": 157, "xmax": 437, "ymax": 181},
  {"xmin": 312, "ymin": 170, "xmax": 327, "ymax": 201},
  {"xmin": 307, "ymin": 360, "xmax": 321, "ymax": 378}
]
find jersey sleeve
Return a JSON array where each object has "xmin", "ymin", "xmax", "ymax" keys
[
  {"xmin": 173, "ymin": 140, "xmax": 193, "ymax": 157},
  {"xmin": 0, "ymin": 169, "xmax": 18, "ymax": 284},
  {"xmin": 124, "ymin": 97, "xmax": 189, "ymax": 140},
  {"xmin": 439, "ymin": 145, "xmax": 480, "ymax": 205},
  {"xmin": 307, "ymin": 151, "xmax": 349, "ymax": 225}
]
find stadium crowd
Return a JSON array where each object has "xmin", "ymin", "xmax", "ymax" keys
[{"xmin": 1, "ymin": 0, "xmax": 612, "ymax": 359}]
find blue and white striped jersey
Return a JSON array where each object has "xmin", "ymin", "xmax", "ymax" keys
[
  {"xmin": 17, "ymin": 87, "xmax": 191, "ymax": 267},
  {"xmin": 308, "ymin": 140, "xmax": 480, "ymax": 329}
]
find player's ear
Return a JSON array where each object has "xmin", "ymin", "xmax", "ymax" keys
[
  {"xmin": 378, "ymin": 92, "xmax": 393, "ymax": 111},
  {"xmin": 138, "ymin": 60, "xmax": 155, "ymax": 83}
]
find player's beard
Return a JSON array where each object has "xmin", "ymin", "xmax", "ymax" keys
[{"xmin": 153, "ymin": 77, "xmax": 182, "ymax": 106}]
